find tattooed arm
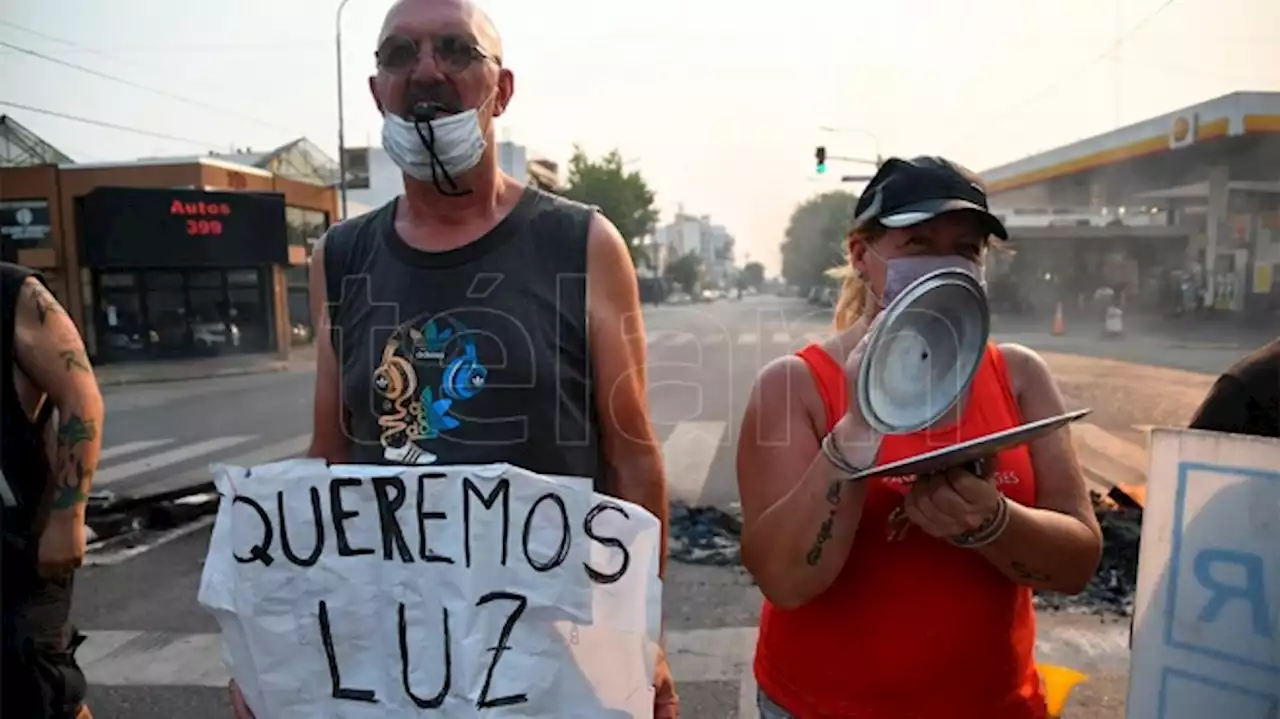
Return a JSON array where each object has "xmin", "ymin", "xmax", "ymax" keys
[
  {"xmin": 736, "ymin": 356, "xmax": 875, "ymax": 609},
  {"xmin": 12, "ymin": 277, "xmax": 105, "ymax": 519},
  {"xmin": 966, "ymin": 344, "xmax": 1102, "ymax": 594}
]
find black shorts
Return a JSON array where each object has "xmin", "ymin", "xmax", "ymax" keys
[
  {"xmin": 2, "ymin": 622, "xmax": 88, "ymax": 719},
  {"xmin": 2, "ymin": 527, "xmax": 88, "ymax": 719}
]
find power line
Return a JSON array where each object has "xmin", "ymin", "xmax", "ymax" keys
[
  {"xmin": 0, "ymin": 22, "xmax": 321, "ymax": 53},
  {"xmin": 0, "ymin": 36, "xmax": 297, "ymax": 136},
  {"xmin": 0, "ymin": 100, "xmax": 228, "ymax": 150},
  {"xmin": 946, "ymin": 0, "xmax": 1184, "ymax": 152}
]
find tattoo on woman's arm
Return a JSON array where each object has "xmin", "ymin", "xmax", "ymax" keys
[
  {"xmin": 806, "ymin": 480, "xmax": 844, "ymax": 566},
  {"xmin": 1009, "ymin": 561, "xmax": 1051, "ymax": 582}
]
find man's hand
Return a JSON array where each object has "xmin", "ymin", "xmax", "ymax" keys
[
  {"xmin": 903, "ymin": 463, "xmax": 1001, "ymax": 540},
  {"xmin": 37, "ymin": 512, "xmax": 86, "ymax": 579},
  {"xmin": 653, "ymin": 645, "xmax": 679, "ymax": 718}
]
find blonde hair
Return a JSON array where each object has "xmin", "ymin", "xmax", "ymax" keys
[{"xmin": 832, "ymin": 223, "xmax": 886, "ymax": 331}]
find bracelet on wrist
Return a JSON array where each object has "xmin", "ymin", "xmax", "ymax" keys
[
  {"xmin": 820, "ymin": 431, "xmax": 870, "ymax": 478},
  {"xmin": 948, "ymin": 494, "xmax": 1011, "ymax": 549}
]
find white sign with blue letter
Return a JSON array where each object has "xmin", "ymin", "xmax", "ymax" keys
[{"xmin": 1127, "ymin": 428, "xmax": 1280, "ymax": 719}]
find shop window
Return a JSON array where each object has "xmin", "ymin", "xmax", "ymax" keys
[
  {"xmin": 98, "ymin": 272, "xmax": 147, "ymax": 362},
  {"xmin": 91, "ymin": 267, "xmax": 275, "ymax": 363},
  {"xmin": 285, "ymin": 206, "xmax": 330, "ymax": 251},
  {"xmin": 228, "ymin": 285, "xmax": 269, "ymax": 352},
  {"xmin": 284, "ymin": 266, "xmax": 309, "ymax": 288},
  {"xmin": 227, "ymin": 269, "xmax": 261, "ymax": 287}
]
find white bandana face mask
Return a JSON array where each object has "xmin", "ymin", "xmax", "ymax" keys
[{"xmin": 380, "ymin": 91, "xmax": 496, "ymax": 185}]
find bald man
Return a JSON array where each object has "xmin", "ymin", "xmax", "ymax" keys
[{"xmin": 228, "ymin": 0, "xmax": 678, "ymax": 715}]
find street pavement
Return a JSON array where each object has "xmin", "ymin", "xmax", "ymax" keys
[{"xmin": 71, "ymin": 295, "xmax": 1240, "ymax": 718}]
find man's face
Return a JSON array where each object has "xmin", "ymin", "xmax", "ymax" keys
[{"xmin": 368, "ymin": 0, "xmax": 511, "ymax": 122}]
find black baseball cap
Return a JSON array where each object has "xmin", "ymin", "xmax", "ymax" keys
[{"xmin": 851, "ymin": 156, "xmax": 1009, "ymax": 240}]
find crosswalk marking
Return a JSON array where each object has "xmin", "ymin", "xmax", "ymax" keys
[
  {"xmin": 95, "ymin": 435, "xmax": 259, "ymax": 487},
  {"xmin": 77, "ymin": 620, "xmax": 1131, "ymax": 691},
  {"xmin": 661, "ymin": 420, "xmax": 727, "ymax": 504},
  {"xmin": 99, "ymin": 438, "xmax": 176, "ymax": 462},
  {"xmin": 154, "ymin": 434, "xmax": 314, "ymax": 494},
  {"xmin": 641, "ymin": 329, "xmax": 834, "ymax": 349}
]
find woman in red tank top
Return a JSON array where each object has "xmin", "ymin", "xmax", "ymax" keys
[{"xmin": 736, "ymin": 157, "xmax": 1104, "ymax": 719}]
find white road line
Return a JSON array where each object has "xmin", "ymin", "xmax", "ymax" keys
[
  {"xmin": 77, "ymin": 620, "xmax": 1130, "ymax": 689},
  {"xmin": 738, "ymin": 660, "xmax": 760, "ymax": 719},
  {"xmin": 99, "ymin": 439, "xmax": 176, "ymax": 462},
  {"xmin": 770, "ymin": 331, "xmax": 790, "ymax": 344},
  {"xmin": 669, "ymin": 333, "xmax": 694, "ymax": 346},
  {"xmin": 115, "ymin": 434, "xmax": 316, "ymax": 504},
  {"xmin": 80, "ymin": 630, "xmax": 228, "ymax": 686},
  {"xmin": 738, "ymin": 333, "xmax": 758, "ymax": 346},
  {"xmin": 660, "ymin": 421, "xmax": 727, "ymax": 504},
  {"xmin": 85, "ymin": 515, "xmax": 216, "ymax": 567},
  {"xmin": 172, "ymin": 434, "xmax": 313, "ymax": 484},
  {"xmin": 94, "ymin": 435, "xmax": 258, "ymax": 487},
  {"xmin": 705, "ymin": 334, "xmax": 725, "ymax": 345}
]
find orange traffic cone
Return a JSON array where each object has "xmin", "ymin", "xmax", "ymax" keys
[
  {"xmin": 1039, "ymin": 664, "xmax": 1089, "ymax": 718},
  {"xmin": 1052, "ymin": 302, "xmax": 1065, "ymax": 336}
]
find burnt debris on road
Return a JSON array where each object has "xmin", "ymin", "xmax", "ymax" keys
[
  {"xmin": 1034, "ymin": 492, "xmax": 1142, "ymax": 617},
  {"xmin": 669, "ymin": 501, "xmax": 743, "ymax": 566}
]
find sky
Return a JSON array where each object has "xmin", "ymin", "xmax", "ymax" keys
[{"xmin": 2, "ymin": 0, "xmax": 1278, "ymax": 274}]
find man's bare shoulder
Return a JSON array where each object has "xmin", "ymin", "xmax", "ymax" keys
[
  {"xmin": 585, "ymin": 213, "xmax": 637, "ymax": 284},
  {"xmin": 14, "ymin": 275, "xmax": 67, "ymax": 328}
]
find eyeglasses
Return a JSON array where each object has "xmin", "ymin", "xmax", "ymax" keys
[{"xmin": 375, "ymin": 33, "xmax": 498, "ymax": 75}]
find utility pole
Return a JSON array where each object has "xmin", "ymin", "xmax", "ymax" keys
[
  {"xmin": 816, "ymin": 125, "xmax": 883, "ymax": 182},
  {"xmin": 335, "ymin": 0, "xmax": 353, "ymax": 220}
]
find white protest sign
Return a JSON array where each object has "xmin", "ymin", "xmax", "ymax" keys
[
  {"xmin": 1127, "ymin": 428, "xmax": 1280, "ymax": 719},
  {"xmin": 197, "ymin": 459, "xmax": 664, "ymax": 718}
]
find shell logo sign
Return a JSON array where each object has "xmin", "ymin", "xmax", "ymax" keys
[{"xmin": 1170, "ymin": 113, "xmax": 1197, "ymax": 149}]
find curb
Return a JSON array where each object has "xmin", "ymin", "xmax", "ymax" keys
[
  {"xmin": 1165, "ymin": 341, "xmax": 1240, "ymax": 350},
  {"xmin": 98, "ymin": 362, "xmax": 289, "ymax": 388}
]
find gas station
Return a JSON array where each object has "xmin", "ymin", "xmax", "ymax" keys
[{"xmin": 978, "ymin": 90, "xmax": 1280, "ymax": 326}]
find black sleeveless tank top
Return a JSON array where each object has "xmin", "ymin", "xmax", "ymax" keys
[
  {"xmin": 324, "ymin": 187, "xmax": 606, "ymax": 486},
  {"xmin": 1, "ymin": 262, "xmax": 55, "ymax": 527}
]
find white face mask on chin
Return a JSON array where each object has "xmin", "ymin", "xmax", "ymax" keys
[{"xmin": 380, "ymin": 96, "xmax": 492, "ymax": 183}]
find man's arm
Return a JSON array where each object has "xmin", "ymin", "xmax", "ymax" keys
[
  {"xmin": 586, "ymin": 214, "xmax": 669, "ymax": 576},
  {"xmin": 12, "ymin": 277, "xmax": 105, "ymax": 517},
  {"xmin": 307, "ymin": 237, "xmax": 351, "ymax": 462},
  {"xmin": 1188, "ymin": 373, "xmax": 1271, "ymax": 436}
]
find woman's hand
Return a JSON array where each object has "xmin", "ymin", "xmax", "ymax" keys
[
  {"xmin": 832, "ymin": 316, "xmax": 883, "ymax": 466},
  {"xmin": 903, "ymin": 464, "xmax": 1002, "ymax": 540},
  {"xmin": 229, "ymin": 680, "xmax": 255, "ymax": 718}
]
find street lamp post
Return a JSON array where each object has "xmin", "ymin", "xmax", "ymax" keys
[{"xmin": 335, "ymin": 0, "xmax": 353, "ymax": 220}]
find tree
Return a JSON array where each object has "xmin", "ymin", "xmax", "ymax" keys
[
  {"xmin": 664, "ymin": 251, "xmax": 703, "ymax": 294},
  {"xmin": 780, "ymin": 191, "xmax": 858, "ymax": 290},
  {"xmin": 559, "ymin": 147, "xmax": 660, "ymax": 265},
  {"xmin": 740, "ymin": 261, "xmax": 766, "ymax": 290}
]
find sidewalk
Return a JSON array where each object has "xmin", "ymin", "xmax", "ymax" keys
[
  {"xmin": 992, "ymin": 311, "xmax": 1275, "ymax": 350},
  {"xmin": 95, "ymin": 345, "xmax": 316, "ymax": 388}
]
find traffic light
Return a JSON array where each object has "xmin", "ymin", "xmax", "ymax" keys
[{"xmin": 815, "ymin": 146, "xmax": 827, "ymax": 174}]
